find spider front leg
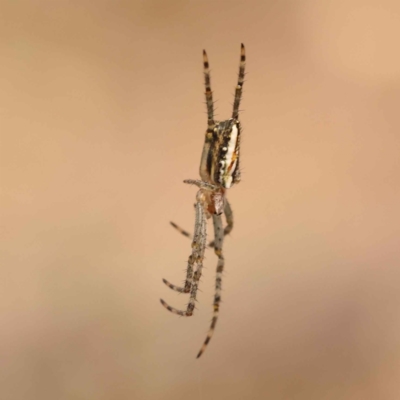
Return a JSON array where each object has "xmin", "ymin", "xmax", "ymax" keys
[
  {"xmin": 232, "ymin": 43, "xmax": 246, "ymax": 120},
  {"xmin": 203, "ymin": 49, "xmax": 215, "ymax": 131},
  {"xmin": 160, "ymin": 191, "xmax": 208, "ymax": 316}
]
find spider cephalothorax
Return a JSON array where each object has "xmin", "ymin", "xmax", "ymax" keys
[{"xmin": 161, "ymin": 44, "xmax": 246, "ymax": 358}]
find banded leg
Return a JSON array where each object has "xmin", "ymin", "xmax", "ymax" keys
[
  {"xmin": 183, "ymin": 179, "xmax": 218, "ymax": 191},
  {"xmin": 203, "ymin": 50, "xmax": 214, "ymax": 130},
  {"xmin": 197, "ymin": 213, "xmax": 225, "ymax": 358},
  {"xmin": 232, "ymin": 43, "xmax": 246, "ymax": 120},
  {"xmin": 163, "ymin": 203, "xmax": 204, "ymax": 293},
  {"xmin": 160, "ymin": 193, "xmax": 207, "ymax": 316},
  {"xmin": 168, "ymin": 178, "xmax": 218, "ymax": 242},
  {"xmin": 169, "ymin": 221, "xmax": 191, "ymax": 239},
  {"xmin": 186, "ymin": 203, "xmax": 208, "ymax": 316},
  {"xmin": 209, "ymin": 199, "xmax": 233, "ymax": 247},
  {"xmin": 171, "ymin": 199, "xmax": 234, "ymax": 247},
  {"xmin": 169, "ymin": 201, "xmax": 200, "ymax": 241},
  {"xmin": 162, "ymin": 254, "xmax": 195, "ymax": 294}
]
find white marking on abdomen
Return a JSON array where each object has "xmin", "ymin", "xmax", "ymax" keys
[{"xmin": 222, "ymin": 124, "xmax": 238, "ymax": 188}]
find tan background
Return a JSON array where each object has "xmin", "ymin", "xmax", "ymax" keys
[{"xmin": 1, "ymin": 1, "xmax": 400, "ymax": 399}]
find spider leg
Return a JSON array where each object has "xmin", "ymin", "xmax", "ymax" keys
[
  {"xmin": 221, "ymin": 198, "xmax": 233, "ymax": 236},
  {"xmin": 203, "ymin": 49, "xmax": 215, "ymax": 130},
  {"xmin": 197, "ymin": 213, "xmax": 225, "ymax": 358},
  {"xmin": 162, "ymin": 198, "xmax": 203, "ymax": 295},
  {"xmin": 172, "ymin": 198, "xmax": 233, "ymax": 249},
  {"xmin": 169, "ymin": 203, "xmax": 197, "ymax": 241},
  {"xmin": 161, "ymin": 193, "xmax": 207, "ymax": 316},
  {"xmin": 208, "ymin": 198, "xmax": 233, "ymax": 247},
  {"xmin": 171, "ymin": 220, "xmax": 221, "ymax": 251},
  {"xmin": 232, "ymin": 43, "xmax": 246, "ymax": 120},
  {"xmin": 186, "ymin": 202, "xmax": 207, "ymax": 316},
  {"xmin": 169, "ymin": 221, "xmax": 192, "ymax": 239},
  {"xmin": 162, "ymin": 253, "xmax": 195, "ymax": 293},
  {"xmin": 183, "ymin": 179, "xmax": 218, "ymax": 191}
]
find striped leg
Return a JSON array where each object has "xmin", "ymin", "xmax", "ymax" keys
[
  {"xmin": 172, "ymin": 199, "xmax": 233, "ymax": 248},
  {"xmin": 222, "ymin": 198, "xmax": 233, "ymax": 236},
  {"xmin": 160, "ymin": 193, "xmax": 207, "ymax": 316},
  {"xmin": 169, "ymin": 201, "xmax": 200, "ymax": 239},
  {"xmin": 197, "ymin": 213, "xmax": 225, "ymax": 358},
  {"xmin": 232, "ymin": 43, "xmax": 246, "ymax": 120},
  {"xmin": 186, "ymin": 205, "xmax": 207, "ymax": 316},
  {"xmin": 209, "ymin": 199, "xmax": 233, "ymax": 247},
  {"xmin": 169, "ymin": 221, "xmax": 191, "ymax": 239},
  {"xmin": 168, "ymin": 180, "xmax": 219, "ymax": 242},
  {"xmin": 162, "ymin": 253, "xmax": 195, "ymax": 294},
  {"xmin": 203, "ymin": 49, "xmax": 214, "ymax": 130},
  {"xmin": 183, "ymin": 179, "xmax": 218, "ymax": 191}
]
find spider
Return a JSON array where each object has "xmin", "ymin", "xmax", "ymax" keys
[{"xmin": 160, "ymin": 44, "xmax": 246, "ymax": 358}]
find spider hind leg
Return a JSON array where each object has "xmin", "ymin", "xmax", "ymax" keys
[
  {"xmin": 161, "ymin": 193, "xmax": 207, "ymax": 316},
  {"xmin": 196, "ymin": 214, "xmax": 225, "ymax": 358}
]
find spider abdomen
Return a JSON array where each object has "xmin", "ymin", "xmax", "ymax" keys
[
  {"xmin": 217, "ymin": 120, "xmax": 241, "ymax": 189},
  {"xmin": 200, "ymin": 119, "xmax": 241, "ymax": 189}
]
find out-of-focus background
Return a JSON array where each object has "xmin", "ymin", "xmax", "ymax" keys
[{"xmin": 1, "ymin": 1, "xmax": 400, "ymax": 399}]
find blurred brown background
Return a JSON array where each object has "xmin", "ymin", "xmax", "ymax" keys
[{"xmin": 1, "ymin": 1, "xmax": 400, "ymax": 399}]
